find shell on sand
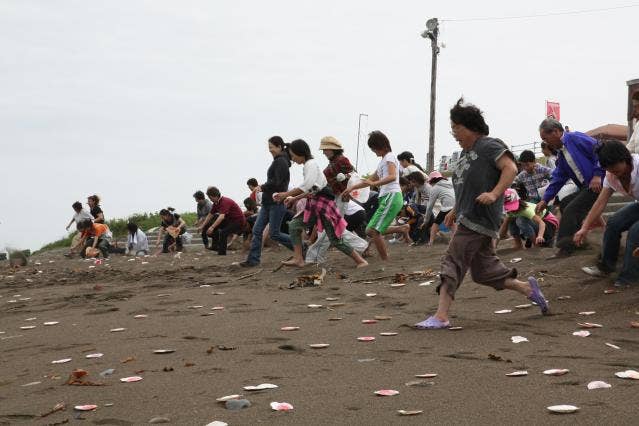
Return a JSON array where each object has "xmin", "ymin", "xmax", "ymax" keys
[
  {"xmin": 543, "ymin": 369, "xmax": 570, "ymax": 376},
  {"xmin": 308, "ymin": 343, "xmax": 330, "ymax": 349},
  {"xmin": 325, "ymin": 297, "xmax": 339, "ymax": 301},
  {"xmin": 110, "ymin": 328, "xmax": 126, "ymax": 332},
  {"xmin": 375, "ymin": 315, "xmax": 392, "ymax": 320},
  {"xmin": 20, "ymin": 326, "xmax": 36, "ymax": 330},
  {"xmin": 398, "ymin": 410, "xmax": 423, "ymax": 416},
  {"xmin": 357, "ymin": 336, "xmax": 376, "ymax": 342},
  {"xmin": 418, "ymin": 281, "xmax": 434, "ymax": 286},
  {"xmin": 51, "ymin": 358, "xmax": 72, "ymax": 364},
  {"xmin": 328, "ymin": 317, "xmax": 343, "ymax": 321},
  {"xmin": 374, "ymin": 389, "xmax": 399, "ymax": 396},
  {"xmin": 85, "ymin": 353, "xmax": 104, "ymax": 359},
  {"xmin": 572, "ymin": 330, "xmax": 591, "ymax": 337},
  {"xmin": 578, "ymin": 322, "xmax": 602, "ymax": 328},
  {"xmin": 506, "ymin": 371, "xmax": 528, "ymax": 377},
  {"xmin": 74, "ymin": 405, "xmax": 98, "ymax": 411},
  {"xmin": 448, "ymin": 326, "xmax": 463, "ymax": 331},
  {"xmin": 362, "ymin": 319, "xmax": 378, "ymax": 324},
  {"xmin": 614, "ymin": 370, "xmax": 639, "ymax": 380},
  {"xmin": 216, "ymin": 394, "xmax": 242, "ymax": 402},
  {"xmin": 280, "ymin": 326, "xmax": 300, "ymax": 331},
  {"xmin": 515, "ymin": 304, "xmax": 532, "ymax": 309},
  {"xmin": 243, "ymin": 383, "xmax": 278, "ymax": 391},
  {"xmin": 134, "ymin": 315, "xmax": 148, "ymax": 319},
  {"xmin": 153, "ymin": 349, "xmax": 175, "ymax": 354},
  {"xmin": 510, "ymin": 257, "xmax": 522, "ymax": 263},
  {"xmin": 379, "ymin": 332, "xmax": 398, "ymax": 336},
  {"xmin": 415, "ymin": 373, "xmax": 438, "ymax": 378},
  {"xmin": 587, "ymin": 381, "xmax": 611, "ymax": 390},
  {"xmin": 307, "ymin": 304, "xmax": 323, "ymax": 308},
  {"xmin": 511, "ymin": 336, "xmax": 528, "ymax": 343},
  {"xmin": 43, "ymin": 321, "xmax": 59, "ymax": 326},
  {"xmin": 120, "ymin": 376, "xmax": 143, "ymax": 383},
  {"xmin": 547, "ymin": 405, "xmax": 579, "ymax": 414},
  {"xmin": 578, "ymin": 311, "xmax": 596, "ymax": 315},
  {"xmin": 270, "ymin": 402, "xmax": 294, "ymax": 411},
  {"xmin": 365, "ymin": 293, "xmax": 377, "ymax": 297},
  {"xmin": 605, "ymin": 342, "xmax": 621, "ymax": 350},
  {"xmin": 494, "ymin": 309, "xmax": 512, "ymax": 314},
  {"xmin": 390, "ymin": 283, "xmax": 406, "ymax": 288}
]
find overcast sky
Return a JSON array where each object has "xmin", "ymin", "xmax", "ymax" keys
[{"xmin": 1, "ymin": 0, "xmax": 638, "ymax": 252}]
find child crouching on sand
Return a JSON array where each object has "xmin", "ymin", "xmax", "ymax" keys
[{"xmin": 75, "ymin": 219, "xmax": 112, "ymax": 259}]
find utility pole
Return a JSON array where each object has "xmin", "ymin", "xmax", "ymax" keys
[
  {"xmin": 355, "ymin": 113, "xmax": 368, "ymax": 172},
  {"xmin": 421, "ymin": 18, "xmax": 440, "ymax": 172}
]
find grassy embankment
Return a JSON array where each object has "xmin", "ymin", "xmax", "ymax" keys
[{"xmin": 36, "ymin": 212, "xmax": 197, "ymax": 254}]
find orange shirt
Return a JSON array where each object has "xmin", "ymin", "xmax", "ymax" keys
[{"xmin": 82, "ymin": 223, "xmax": 109, "ymax": 238}]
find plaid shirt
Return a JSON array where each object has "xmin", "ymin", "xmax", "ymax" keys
[
  {"xmin": 514, "ymin": 164, "xmax": 552, "ymax": 202},
  {"xmin": 303, "ymin": 195, "xmax": 347, "ymax": 237},
  {"xmin": 323, "ymin": 155, "xmax": 354, "ymax": 195}
]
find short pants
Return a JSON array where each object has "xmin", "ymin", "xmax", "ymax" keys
[{"xmin": 367, "ymin": 192, "xmax": 403, "ymax": 233}]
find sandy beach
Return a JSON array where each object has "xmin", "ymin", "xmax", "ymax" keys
[{"xmin": 1, "ymin": 239, "xmax": 638, "ymax": 425}]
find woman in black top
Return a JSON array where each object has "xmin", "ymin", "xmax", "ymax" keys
[
  {"xmin": 241, "ymin": 136, "xmax": 293, "ymax": 267},
  {"xmin": 156, "ymin": 208, "xmax": 187, "ymax": 253},
  {"xmin": 87, "ymin": 194, "xmax": 105, "ymax": 223}
]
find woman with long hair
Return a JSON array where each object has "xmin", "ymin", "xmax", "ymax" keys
[{"xmin": 241, "ymin": 136, "xmax": 293, "ymax": 267}]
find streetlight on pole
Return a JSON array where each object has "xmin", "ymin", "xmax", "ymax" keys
[
  {"xmin": 421, "ymin": 18, "xmax": 440, "ymax": 172},
  {"xmin": 356, "ymin": 113, "xmax": 368, "ymax": 172}
]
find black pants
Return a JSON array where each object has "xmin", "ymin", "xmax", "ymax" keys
[
  {"xmin": 556, "ymin": 187, "xmax": 598, "ymax": 252},
  {"xmin": 345, "ymin": 210, "xmax": 367, "ymax": 239},
  {"xmin": 201, "ymin": 214, "xmax": 219, "ymax": 248},
  {"xmin": 210, "ymin": 219, "xmax": 244, "ymax": 255},
  {"xmin": 83, "ymin": 237, "xmax": 110, "ymax": 258},
  {"xmin": 163, "ymin": 233, "xmax": 184, "ymax": 253}
]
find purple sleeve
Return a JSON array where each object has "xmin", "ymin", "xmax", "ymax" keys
[{"xmin": 543, "ymin": 163, "xmax": 569, "ymax": 203}]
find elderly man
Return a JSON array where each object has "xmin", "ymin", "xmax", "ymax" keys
[{"xmin": 535, "ymin": 118, "xmax": 604, "ymax": 259}]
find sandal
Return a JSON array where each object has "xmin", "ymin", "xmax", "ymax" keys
[
  {"xmin": 414, "ymin": 315, "xmax": 450, "ymax": 329},
  {"xmin": 527, "ymin": 277, "xmax": 549, "ymax": 315}
]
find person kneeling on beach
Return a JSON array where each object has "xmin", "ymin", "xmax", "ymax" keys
[
  {"xmin": 499, "ymin": 188, "xmax": 558, "ymax": 250},
  {"xmin": 126, "ymin": 222, "xmax": 149, "ymax": 256},
  {"xmin": 273, "ymin": 139, "xmax": 368, "ymax": 268},
  {"xmin": 200, "ymin": 186, "xmax": 246, "ymax": 256},
  {"xmin": 76, "ymin": 219, "xmax": 112, "ymax": 259},
  {"xmin": 415, "ymin": 99, "xmax": 549, "ymax": 329},
  {"xmin": 156, "ymin": 208, "xmax": 186, "ymax": 253}
]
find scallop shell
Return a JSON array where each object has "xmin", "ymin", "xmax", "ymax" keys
[
  {"xmin": 578, "ymin": 322, "xmax": 602, "ymax": 328},
  {"xmin": 361, "ymin": 319, "xmax": 378, "ymax": 324},
  {"xmin": 390, "ymin": 283, "xmax": 406, "ymax": 288},
  {"xmin": 448, "ymin": 326, "xmax": 463, "ymax": 331},
  {"xmin": 614, "ymin": 370, "xmax": 639, "ymax": 380},
  {"xmin": 605, "ymin": 342, "xmax": 621, "ymax": 349},
  {"xmin": 418, "ymin": 281, "xmax": 434, "ymax": 286},
  {"xmin": 51, "ymin": 358, "xmax": 72, "ymax": 364},
  {"xmin": 379, "ymin": 332, "xmax": 398, "ymax": 336},
  {"xmin": 578, "ymin": 311, "xmax": 596, "ymax": 315},
  {"xmin": 119, "ymin": 376, "xmax": 143, "ymax": 383},
  {"xmin": 547, "ymin": 405, "xmax": 579, "ymax": 414},
  {"xmin": 511, "ymin": 336, "xmax": 528, "ymax": 343},
  {"xmin": 280, "ymin": 326, "xmax": 300, "ymax": 331},
  {"xmin": 515, "ymin": 304, "xmax": 532, "ymax": 309},
  {"xmin": 216, "ymin": 394, "xmax": 242, "ymax": 402},
  {"xmin": 506, "ymin": 371, "xmax": 528, "ymax": 377},
  {"xmin": 153, "ymin": 349, "xmax": 175, "ymax": 354},
  {"xmin": 374, "ymin": 389, "xmax": 399, "ymax": 396},
  {"xmin": 270, "ymin": 402, "xmax": 293, "ymax": 411},
  {"xmin": 357, "ymin": 336, "xmax": 376, "ymax": 342},
  {"xmin": 85, "ymin": 353, "xmax": 104, "ymax": 359},
  {"xmin": 308, "ymin": 343, "xmax": 330, "ymax": 349},
  {"xmin": 543, "ymin": 369, "xmax": 569, "ymax": 376},
  {"xmin": 510, "ymin": 257, "xmax": 522, "ymax": 263},
  {"xmin": 134, "ymin": 315, "xmax": 148, "ymax": 319},
  {"xmin": 110, "ymin": 328, "xmax": 126, "ymax": 332},
  {"xmin": 307, "ymin": 304, "xmax": 323, "ymax": 308},
  {"xmin": 587, "ymin": 381, "xmax": 611, "ymax": 390},
  {"xmin": 494, "ymin": 309, "xmax": 512, "ymax": 314},
  {"xmin": 43, "ymin": 321, "xmax": 59, "ymax": 326},
  {"xmin": 365, "ymin": 293, "xmax": 377, "ymax": 297},
  {"xmin": 74, "ymin": 405, "xmax": 98, "ymax": 411},
  {"xmin": 398, "ymin": 410, "xmax": 423, "ymax": 416},
  {"xmin": 20, "ymin": 326, "xmax": 36, "ymax": 330},
  {"xmin": 572, "ymin": 330, "xmax": 591, "ymax": 337},
  {"xmin": 243, "ymin": 383, "xmax": 278, "ymax": 391}
]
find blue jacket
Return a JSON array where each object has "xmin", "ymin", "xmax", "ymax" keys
[{"xmin": 542, "ymin": 131, "xmax": 604, "ymax": 203}]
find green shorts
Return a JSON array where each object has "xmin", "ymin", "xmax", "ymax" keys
[{"xmin": 367, "ymin": 192, "xmax": 403, "ymax": 233}]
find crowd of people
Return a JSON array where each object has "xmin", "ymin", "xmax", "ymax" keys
[{"xmin": 62, "ymin": 94, "xmax": 639, "ymax": 328}]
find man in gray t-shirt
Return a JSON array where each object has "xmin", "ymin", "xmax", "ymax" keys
[
  {"xmin": 453, "ymin": 136, "xmax": 511, "ymax": 239},
  {"xmin": 193, "ymin": 190, "xmax": 213, "ymax": 249},
  {"xmin": 414, "ymin": 98, "xmax": 550, "ymax": 330}
]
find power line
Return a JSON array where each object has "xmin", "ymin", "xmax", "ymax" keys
[{"xmin": 441, "ymin": 3, "xmax": 639, "ymax": 23}]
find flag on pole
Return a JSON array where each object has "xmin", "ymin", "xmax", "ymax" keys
[{"xmin": 546, "ymin": 101, "xmax": 560, "ymax": 121}]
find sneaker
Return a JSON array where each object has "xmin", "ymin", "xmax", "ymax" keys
[
  {"xmin": 239, "ymin": 260, "xmax": 258, "ymax": 267},
  {"xmin": 389, "ymin": 238, "xmax": 400, "ymax": 244},
  {"xmin": 581, "ymin": 265, "xmax": 608, "ymax": 277}
]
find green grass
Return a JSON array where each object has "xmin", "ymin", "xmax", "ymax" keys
[{"xmin": 35, "ymin": 211, "xmax": 198, "ymax": 254}]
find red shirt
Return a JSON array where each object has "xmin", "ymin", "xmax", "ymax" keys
[
  {"xmin": 211, "ymin": 196, "xmax": 246, "ymax": 225},
  {"xmin": 324, "ymin": 155, "xmax": 354, "ymax": 194}
]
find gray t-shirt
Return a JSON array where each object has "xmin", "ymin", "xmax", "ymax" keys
[
  {"xmin": 196, "ymin": 199, "xmax": 212, "ymax": 219},
  {"xmin": 452, "ymin": 136, "xmax": 512, "ymax": 238}
]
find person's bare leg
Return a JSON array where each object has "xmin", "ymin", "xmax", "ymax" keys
[
  {"xmin": 503, "ymin": 277, "xmax": 531, "ymax": 296},
  {"xmin": 282, "ymin": 244, "xmax": 305, "ymax": 267},
  {"xmin": 367, "ymin": 228, "xmax": 388, "ymax": 260},
  {"xmin": 384, "ymin": 224, "xmax": 413, "ymax": 244},
  {"xmin": 433, "ymin": 284, "xmax": 454, "ymax": 322},
  {"xmin": 351, "ymin": 250, "xmax": 368, "ymax": 268},
  {"xmin": 429, "ymin": 223, "xmax": 439, "ymax": 246},
  {"xmin": 512, "ymin": 236, "xmax": 524, "ymax": 250}
]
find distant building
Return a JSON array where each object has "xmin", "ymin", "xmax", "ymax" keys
[{"xmin": 438, "ymin": 151, "xmax": 460, "ymax": 172}]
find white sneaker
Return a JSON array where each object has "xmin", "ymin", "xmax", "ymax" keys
[
  {"xmin": 581, "ymin": 265, "xmax": 608, "ymax": 277},
  {"xmin": 388, "ymin": 238, "xmax": 400, "ymax": 244}
]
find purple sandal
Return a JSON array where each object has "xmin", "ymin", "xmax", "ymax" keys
[
  {"xmin": 527, "ymin": 276, "xmax": 549, "ymax": 315},
  {"xmin": 415, "ymin": 316, "xmax": 450, "ymax": 329}
]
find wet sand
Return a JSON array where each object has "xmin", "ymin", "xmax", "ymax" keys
[{"xmin": 1, "ymin": 238, "xmax": 638, "ymax": 425}]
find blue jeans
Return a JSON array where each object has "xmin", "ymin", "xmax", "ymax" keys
[
  {"xmin": 246, "ymin": 203, "xmax": 293, "ymax": 264},
  {"xmin": 508, "ymin": 216, "xmax": 538, "ymax": 241},
  {"xmin": 599, "ymin": 201, "xmax": 639, "ymax": 285}
]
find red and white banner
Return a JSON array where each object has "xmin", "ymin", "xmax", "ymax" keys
[{"xmin": 546, "ymin": 101, "xmax": 560, "ymax": 121}]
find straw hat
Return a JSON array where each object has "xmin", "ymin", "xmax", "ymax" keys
[{"xmin": 319, "ymin": 136, "xmax": 343, "ymax": 150}]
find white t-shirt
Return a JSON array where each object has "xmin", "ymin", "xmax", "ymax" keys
[
  {"xmin": 603, "ymin": 153, "xmax": 639, "ymax": 199},
  {"xmin": 298, "ymin": 159, "xmax": 328, "ymax": 193},
  {"xmin": 377, "ymin": 152, "xmax": 401, "ymax": 197},
  {"xmin": 401, "ymin": 164, "xmax": 421, "ymax": 177},
  {"xmin": 344, "ymin": 200, "xmax": 365, "ymax": 216},
  {"xmin": 73, "ymin": 209, "xmax": 93, "ymax": 224}
]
